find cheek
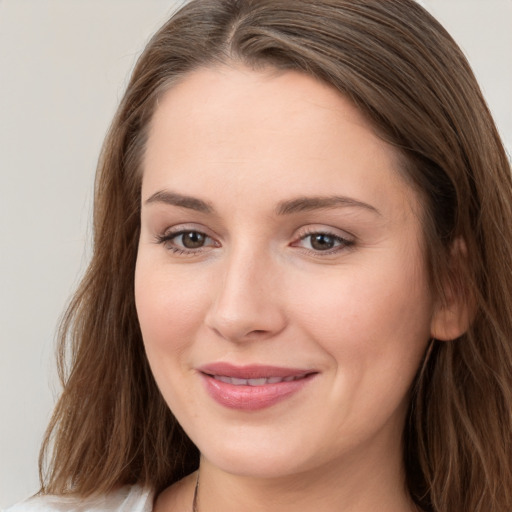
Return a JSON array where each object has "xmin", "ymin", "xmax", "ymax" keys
[
  {"xmin": 134, "ymin": 258, "xmax": 210, "ymax": 357},
  {"xmin": 295, "ymin": 261, "xmax": 430, "ymax": 337},
  {"xmin": 291, "ymin": 256, "xmax": 432, "ymax": 385},
  {"xmin": 134, "ymin": 257, "xmax": 215, "ymax": 417},
  {"xmin": 295, "ymin": 264, "xmax": 432, "ymax": 439}
]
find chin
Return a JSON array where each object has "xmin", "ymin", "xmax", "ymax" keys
[{"xmin": 192, "ymin": 427, "xmax": 321, "ymax": 479}]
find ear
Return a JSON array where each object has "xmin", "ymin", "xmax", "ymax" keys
[{"xmin": 430, "ymin": 238, "xmax": 473, "ymax": 341}]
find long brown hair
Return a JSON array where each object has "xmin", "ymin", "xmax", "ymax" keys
[{"xmin": 39, "ymin": 1, "xmax": 512, "ymax": 510}]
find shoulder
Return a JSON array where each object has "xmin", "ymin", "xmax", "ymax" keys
[{"xmin": 2, "ymin": 486, "xmax": 154, "ymax": 512}]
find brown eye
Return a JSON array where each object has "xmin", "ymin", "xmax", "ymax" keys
[
  {"xmin": 180, "ymin": 231, "xmax": 207, "ymax": 249},
  {"xmin": 156, "ymin": 229, "xmax": 216, "ymax": 254},
  {"xmin": 293, "ymin": 230, "xmax": 354, "ymax": 254},
  {"xmin": 309, "ymin": 233, "xmax": 337, "ymax": 251}
]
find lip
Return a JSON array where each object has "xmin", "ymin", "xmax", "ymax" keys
[{"xmin": 197, "ymin": 363, "xmax": 318, "ymax": 411}]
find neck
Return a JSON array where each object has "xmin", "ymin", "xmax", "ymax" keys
[{"xmin": 194, "ymin": 449, "xmax": 416, "ymax": 512}]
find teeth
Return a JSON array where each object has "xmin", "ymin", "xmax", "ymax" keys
[
  {"xmin": 247, "ymin": 378, "xmax": 267, "ymax": 386},
  {"xmin": 212, "ymin": 375, "xmax": 304, "ymax": 385}
]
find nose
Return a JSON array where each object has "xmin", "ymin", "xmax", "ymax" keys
[{"xmin": 205, "ymin": 246, "xmax": 287, "ymax": 343}]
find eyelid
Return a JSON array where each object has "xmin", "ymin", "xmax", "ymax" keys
[
  {"xmin": 153, "ymin": 223, "xmax": 355, "ymax": 256},
  {"xmin": 294, "ymin": 224, "xmax": 355, "ymax": 241},
  {"xmin": 291, "ymin": 225, "xmax": 356, "ymax": 254},
  {"xmin": 157, "ymin": 222, "xmax": 217, "ymax": 239},
  {"xmin": 155, "ymin": 224, "xmax": 220, "ymax": 254}
]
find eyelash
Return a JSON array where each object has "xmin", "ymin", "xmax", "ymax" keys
[
  {"xmin": 154, "ymin": 228, "xmax": 355, "ymax": 256},
  {"xmin": 293, "ymin": 229, "xmax": 355, "ymax": 255},
  {"xmin": 155, "ymin": 229, "xmax": 217, "ymax": 255}
]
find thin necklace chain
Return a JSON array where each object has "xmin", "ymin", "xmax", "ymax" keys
[
  {"xmin": 190, "ymin": 471, "xmax": 422, "ymax": 512},
  {"xmin": 192, "ymin": 472, "xmax": 200, "ymax": 512}
]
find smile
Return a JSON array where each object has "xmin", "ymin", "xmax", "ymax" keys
[
  {"xmin": 211, "ymin": 375, "xmax": 306, "ymax": 386},
  {"xmin": 197, "ymin": 363, "xmax": 317, "ymax": 410}
]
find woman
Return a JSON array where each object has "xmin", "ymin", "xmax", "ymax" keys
[{"xmin": 6, "ymin": 0, "xmax": 512, "ymax": 511}]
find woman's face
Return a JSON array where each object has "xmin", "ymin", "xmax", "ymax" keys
[{"xmin": 135, "ymin": 65, "xmax": 436, "ymax": 479}]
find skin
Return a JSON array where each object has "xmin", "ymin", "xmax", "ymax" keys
[{"xmin": 135, "ymin": 65, "xmax": 448, "ymax": 511}]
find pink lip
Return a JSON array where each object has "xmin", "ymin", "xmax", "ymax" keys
[{"xmin": 197, "ymin": 363, "xmax": 317, "ymax": 411}]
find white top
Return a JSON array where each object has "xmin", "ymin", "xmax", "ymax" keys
[{"xmin": 2, "ymin": 486, "xmax": 154, "ymax": 512}]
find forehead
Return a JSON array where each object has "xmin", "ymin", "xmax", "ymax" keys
[
  {"xmin": 142, "ymin": 65, "xmax": 418, "ymax": 220},
  {"xmin": 147, "ymin": 65, "xmax": 381, "ymax": 159}
]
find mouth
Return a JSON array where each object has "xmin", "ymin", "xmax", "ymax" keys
[
  {"xmin": 209, "ymin": 374, "xmax": 308, "ymax": 386},
  {"xmin": 197, "ymin": 363, "xmax": 318, "ymax": 410}
]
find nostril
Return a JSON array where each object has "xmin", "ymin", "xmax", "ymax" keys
[{"xmin": 205, "ymin": 293, "xmax": 287, "ymax": 342}]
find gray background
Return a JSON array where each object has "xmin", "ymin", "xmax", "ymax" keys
[{"xmin": 1, "ymin": 0, "xmax": 510, "ymax": 507}]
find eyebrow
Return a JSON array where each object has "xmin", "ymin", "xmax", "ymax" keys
[
  {"xmin": 144, "ymin": 190, "xmax": 380, "ymax": 217},
  {"xmin": 275, "ymin": 196, "xmax": 381, "ymax": 216},
  {"xmin": 144, "ymin": 190, "xmax": 214, "ymax": 213}
]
